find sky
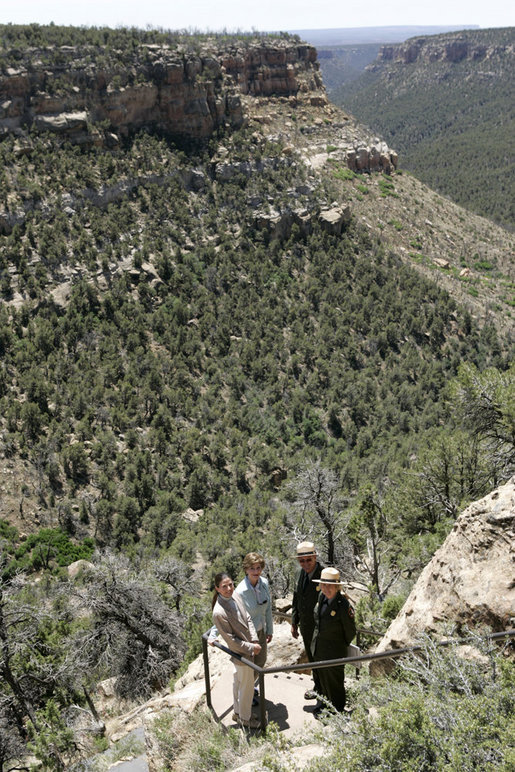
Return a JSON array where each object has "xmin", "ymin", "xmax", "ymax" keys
[{"xmin": 1, "ymin": 0, "xmax": 513, "ymax": 33}]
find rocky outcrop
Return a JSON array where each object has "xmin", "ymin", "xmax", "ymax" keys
[
  {"xmin": 253, "ymin": 202, "xmax": 352, "ymax": 242},
  {"xmin": 370, "ymin": 477, "xmax": 515, "ymax": 675},
  {"xmin": 0, "ymin": 39, "xmax": 325, "ymax": 144},
  {"xmin": 0, "ymin": 168, "xmax": 208, "ymax": 236},
  {"xmin": 346, "ymin": 141, "xmax": 398, "ymax": 173},
  {"xmin": 301, "ymin": 134, "xmax": 398, "ymax": 176},
  {"xmin": 319, "ymin": 204, "xmax": 351, "ymax": 234},
  {"xmin": 255, "ymin": 206, "xmax": 312, "ymax": 241}
]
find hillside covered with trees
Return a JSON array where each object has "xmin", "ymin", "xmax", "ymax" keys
[
  {"xmin": 332, "ymin": 27, "xmax": 515, "ymax": 230},
  {"xmin": 0, "ymin": 23, "xmax": 513, "ymax": 770}
]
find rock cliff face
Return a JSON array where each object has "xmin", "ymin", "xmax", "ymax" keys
[
  {"xmin": 376, "ymin": 30, "xmax": 513, "ymax": 66},
  {"xmin": 0, "ymin": 39, "xmax": 325, "ymax": 143},
  {"xmin": 370, "ymin": 476, "xmax": 515, "ymax": 674}
]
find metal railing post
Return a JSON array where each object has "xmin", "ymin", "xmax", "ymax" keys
[
  {"xmin": 202, "ymin": 633, "xmax": 212, "ymax": 710},
  {"xmin": 258, "ymin": 669, "xmax": 266, "ymax": 731}
]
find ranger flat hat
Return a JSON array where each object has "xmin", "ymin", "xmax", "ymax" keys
[
  {"xmin": 295, "ymin": 541, "xmax": 317, "ymax": 558},
  {"xmin": 313, "ymin": 566, "xmax": 344, "ymax": 585}
]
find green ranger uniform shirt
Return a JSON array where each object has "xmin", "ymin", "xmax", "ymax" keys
[{"xmin": 310, "ymin": 592, "xmax": 356, "ymax": 661}]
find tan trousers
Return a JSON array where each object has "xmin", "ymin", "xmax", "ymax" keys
[{"xmin": 232, "ymin": 662, "xmax": 255, "ymax": 721}]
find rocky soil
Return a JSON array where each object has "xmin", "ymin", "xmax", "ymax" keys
[{"xmin": 241, "ymin": 95, "xmax": 514, "ymax": 340}]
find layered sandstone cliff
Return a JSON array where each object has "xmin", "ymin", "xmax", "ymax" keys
[
  {"xmin": 370, "ymin": 476, "xmax": 515, "ymax": 674},
  {"xmin": 0, "ymin": 38, "xmax": 326, "ymax": 143},
  {"xmin": 376, "ymin": 29, "xmax": 514, "ymax": 66}
]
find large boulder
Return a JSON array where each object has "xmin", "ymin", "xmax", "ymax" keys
[
  {"xmin": 33, "ymin": 111, "xmax": 88, "ymax": 133},
  {"xmin": 319, "ymin": 205, "xmax": 351, "ymax": 235},
  {"xmin": 370, "ymin": 476, "xmax": 515, "ymax": 675},
  {"xmin": 67, "ymin": 559, "xmax": 95, "ymax": 579}
]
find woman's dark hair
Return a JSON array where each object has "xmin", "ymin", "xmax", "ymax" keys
[{"xmin": 212, "ymin": 572, "xmax": 231, "ymax": 609}]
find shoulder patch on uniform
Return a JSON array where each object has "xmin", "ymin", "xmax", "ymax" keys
[{"xmin": 348, "ymin": 606, "xmax": 355, "ymax": 618}]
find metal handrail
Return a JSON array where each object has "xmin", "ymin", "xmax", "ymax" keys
[{"xmin": 202, "ymin": 628, "xmax": 515, "ymax": 732}]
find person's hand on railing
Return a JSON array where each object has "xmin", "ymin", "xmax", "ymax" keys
[{"xmin": 291, "ymin": 624, "xmax": 299, "ymax": 639}]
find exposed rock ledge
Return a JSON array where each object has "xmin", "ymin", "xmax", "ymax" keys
[
  {"xmin": 0, "ymin": 39, "xmax": 325, "ymax": 143},
  {"xmin": 95, "ymin": 620, "xmax": 310, "ymax": 770},
  {"xmin": 96, "ymin": 620, "xmax": 304, "ymax": 742},
  {"xmin": 376, "ymin": 32, "xmax": 513, "ymax": 66},
  {"xmin": 370, "ymin": 476, "xmax": 515, "ymax": 675}
]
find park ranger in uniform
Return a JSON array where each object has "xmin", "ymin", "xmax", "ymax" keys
[{"xmin": 311, "ymin": 566, "xmax": 356, "ymax": 715}]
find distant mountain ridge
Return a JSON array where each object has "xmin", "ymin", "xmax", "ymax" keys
[
  {"xmin": 287, "ymin": 25, "xmax": 479, "ymax": 46},
  {"xmin": 375, "ymin": 26, "xmax": 514, "ymax": 64}
]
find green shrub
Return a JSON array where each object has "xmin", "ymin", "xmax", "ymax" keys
[
  {"xmin": 474, "ymin": 260, "xmax": 494, "ymax": 272},
  {"xmin": 10, "ymin": 527, "xmax": 94, "ymax": 573},
  {"xmin": 381, "ymin": 593, "xmax": 406, "ymax": 621},
  {"xmin": 379, "ymin": 175, "xmax": 398, "ymax": 198},
  {"xmin": 332, "ymin": 166, "xmax": 356, "ymax": 181},
  {"xmin": 302, "ymin": 637, "xmax": 515, "ymax": 771},
  {"xmin": 27, "ymin": 700, "xmax": 75, "ymax": 771},
  {"xmin": 151, "ymin": 708, "xmax": 267, "ymax": 771}
]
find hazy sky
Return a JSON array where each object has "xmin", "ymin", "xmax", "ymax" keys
[{"xmin": 1, "ymin": 0, "xmax": 513, "ymax": 33}]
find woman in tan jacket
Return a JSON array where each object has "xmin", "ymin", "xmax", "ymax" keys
[{"xmin": 212, "ymin": 572, "xmax": 262, "ymax": 728}]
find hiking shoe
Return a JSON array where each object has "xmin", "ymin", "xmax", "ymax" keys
[
  {"xmin": 304, "ymin": 689, "xmax": 317, "ymax": 700},
  {"xmin": 231, "ymin": 712, "xmax": 240, "ymax": 722},
  {"xmin": 239, "ymin": 715, "xmax": 261, "ymax": 729}
]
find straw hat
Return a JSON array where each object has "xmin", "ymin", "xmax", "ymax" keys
[
  {"xmin": 312, "ymin": 566, "xmax": 344, "ymax": 586},
  {"xmin": 294, "ymin": 541, "xmax": 317, "ymax": 558}
]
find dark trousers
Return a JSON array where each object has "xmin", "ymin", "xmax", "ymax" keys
[
  {"xmin": 301, "ymin": 629, "xmax": 321, "ymax": 693},
  {"xmin": 317, "ymin": 663, "xmax": 346, "ymax": 711}
]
